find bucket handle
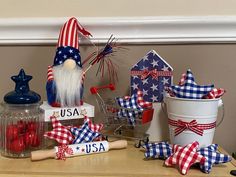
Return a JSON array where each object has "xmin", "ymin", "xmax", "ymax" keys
[
  {"xmin": 216, "ymin": 99, "xmax": 224, "ymax": 127},
  {"xmin": 161, "ymin": 98, "xmax": 224, "ymax": 128}
]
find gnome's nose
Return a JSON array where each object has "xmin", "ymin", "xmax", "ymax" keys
[{"xmin": 63, "ymin": 59, "xmax": 76, "ymax": 70}]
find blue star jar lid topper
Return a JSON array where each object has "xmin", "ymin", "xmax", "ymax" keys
[{"xmin": 4, "ymin": 69, "xmax": 41, "ymax": 104}]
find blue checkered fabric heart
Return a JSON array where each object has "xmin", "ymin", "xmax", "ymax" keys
[
  {"xmin": 197, "ymin": 144, "xmax": 232, "ymax": 173},
  {"xmin": 70, "ymin": 121, "xmax": 100, "ymax": 144},
  {"xmin": 143, "ymin": 142, "xmax": 172, "ymax": 159},
  {"xmin": 170, "ymin": 69, "xmax": 214, "ymax": 99}
]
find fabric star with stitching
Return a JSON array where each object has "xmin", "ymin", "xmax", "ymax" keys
[
  {"xmin": 143, "ymin": 142, "xmax": 172, "ymax": 159},
  {"xmin": 165, "ymin": 141, "xmax": 206, "ymax": 175},
  {"xmin": 71, "ymin": 120, "xmax": 100, "ymax": 144},
  {"xmin": 197, "ymin": 144, "xmax": 231, "ymax": 173},
  {"xmin": 170, "ymin": 69, "xmax": 214, "ymax": 99},
  {"xmin": 44, "ymin": 115, "xmax": 74, "ymax": 145}
]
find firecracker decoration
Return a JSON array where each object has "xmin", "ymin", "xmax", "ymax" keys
[
  {"xmin": 83, "ymin": 35, "xmax": 122, "ymax": 83},
  {"xmin": 44, "ymin": 113, "xmax": 74, "ymax": 145},
  {"xmin": 197, "ymin": 144, "xmax": 232, "ymax": 173},
  {"xmin": 131, "ymin": 50, "xmax": 173, "ymax": 102},
  {"xmin": 46, "ymin": 17, "xmax": 91, "ymax": 107},
  {"xmin": 164, "ymin": 141, "xmax": 206, "ymax": 175},
  {"xmin": 116, "ymin": 90, "xmax": 153, "ymax": 126},
  {"xmin": 142, "ymin": 142, "xmax": 172, "ymax": 159},
  {"xmin": 167, "ymin": 69, "xmax": 214, "ymax": 99},
  {"xmin": 70, "ymin": 119, "xmax": 101, "ymax": 144}
]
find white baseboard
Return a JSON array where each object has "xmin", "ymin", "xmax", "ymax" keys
[{"xmin": 1, "ymin": 16, "xmax": 236, "ymax": 45}]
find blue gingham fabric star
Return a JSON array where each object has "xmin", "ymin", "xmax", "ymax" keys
[
  {"xmin": 70, "ymin": 121, "xmax": 100, "ymax": 144},
  {"xmin": 117, "ymin": 109, "xmax": 141, "ymax": 126},
  {"xmin": 116, "ymin": 93, "xmax": 143, "ymax": 126},
  {"xmin": 197, "ymin": 144, "xmax": 232, "ymax": 173},
  {"xmin": 116, "ymin": 93, "xmax": 143, "ymax": 110},
  {"xmin": 170, "ymin": 69, "xmax": 214, "ymax": 99},
  {"xmin": 143, "ymin": 142, "xmax": 173, "ymax": 159}
]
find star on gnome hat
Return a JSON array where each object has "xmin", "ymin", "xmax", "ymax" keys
[
  {"xmin": 53, "ymin": 17, "xmax": 91, "ymax": 68},
  {"xmin": 46, "ymin": 17, "xmax": 92, "ymax": 107}
]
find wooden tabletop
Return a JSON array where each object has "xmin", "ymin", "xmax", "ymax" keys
[{"xmin": 0, "ymin": 142, "xmax": 235, "ymax": 177}]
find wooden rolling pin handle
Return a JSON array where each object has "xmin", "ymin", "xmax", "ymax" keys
[
  {"xmin": 31, "ymin": 140, "xmax": 128, "ymax": 161},
  {"xmin": 109, "ymin": 140, "xmax": 128, "ymax": 150},
  {"xmin": 31, "ymin": 149, "xmax": 55, "ymax": 161}
]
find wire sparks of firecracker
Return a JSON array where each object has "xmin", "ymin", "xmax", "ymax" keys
[{"xmin": 83, "ymin": 35, "xmax": 124, "ymax": 83}]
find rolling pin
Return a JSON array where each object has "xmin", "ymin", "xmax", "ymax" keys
[{"xmin": 31, "ymin": 140, "xmax": 127, "ymax": 161}]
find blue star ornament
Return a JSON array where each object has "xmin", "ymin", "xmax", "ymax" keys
[
  {"xmin": 4, "ymin": 69, "xmax": 41, "ymax": 104},
  {"xmin": 171, "ymin": 69, "xmax": 214, "ymax": 99},
  {"xmin": 70, "ymin": 121, "xmax": 100, "ymax": 144},
  {"xmin": 197, "ymin": 144, "xmax": 232, "ymax": 173},
  {"xmin": 143, "ymin": 142, "xmax": 172, "ymax": 159}
]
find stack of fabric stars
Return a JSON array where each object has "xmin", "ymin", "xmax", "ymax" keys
[
  {"xmin": 143, "ymin": 141, "xmax": 232, "ymax": 175},
  {"xmin": 44, "ymin": 114, "xmax": 103, "ymax": 150}
]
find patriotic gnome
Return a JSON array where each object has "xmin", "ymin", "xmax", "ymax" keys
[{"xmin": 46, "ymin": 17, "xmax": 91, "ymax": 107}]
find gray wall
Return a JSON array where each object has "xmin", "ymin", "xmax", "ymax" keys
[{"xmin": 0, "ymin": 44, "xmax": 235, "ymax": 153}]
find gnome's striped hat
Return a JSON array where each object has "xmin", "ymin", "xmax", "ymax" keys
[{"xmin": 53, "ymin": 17, "xmax": 91, "ymax": 67}]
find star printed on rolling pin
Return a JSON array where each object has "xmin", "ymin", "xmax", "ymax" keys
[
  {"xmin": 165, "ymin": 141, "xmax": 206, "ymax": 175},
  {"xmin": 197, "ymin": 144, "xmax": 232, "ymax": 173},
  {"xmin": 170, "ymin": 69, "xmax": 214, "ymax": 99},
  {"xmin": 44, "ymin": 112, "xmax": 74, "ymax": 145}
]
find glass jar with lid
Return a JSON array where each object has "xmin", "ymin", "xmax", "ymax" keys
[{"xmin": 0, "ymin": 69, "xmax": 44, "ymax": 158}]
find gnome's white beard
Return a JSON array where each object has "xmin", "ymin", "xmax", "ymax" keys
[{"xmin": 53, "ymin": 64, "xmax": 83, "ymax": 107}]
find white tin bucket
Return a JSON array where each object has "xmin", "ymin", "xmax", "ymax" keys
[{"xmin": 164, "ymin": 95, "xmax": 224, "ymax": 148}]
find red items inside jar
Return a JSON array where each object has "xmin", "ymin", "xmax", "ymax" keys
[{"xmin": 6, "ymin": 120, "xmax": 41, "ymax": 153}]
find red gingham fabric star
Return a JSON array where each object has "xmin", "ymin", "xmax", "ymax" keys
[
  {"xmin": 203, "ymin": 88, "xmax": 225, "ymax": 99},
  {"xmin": 165, "ymin": 141, "xmax": 206, "ymax": 175},
  {"xmin": 44, "ymin": 115, "xmax": 74, "ymax": 145},
  {"xmin": 137, "ymin": 90, "xmax": 153, "ymax": 109},
  {"xmin": 178, "ymin": 73, "xmax": 187, "ymax": 86}
]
